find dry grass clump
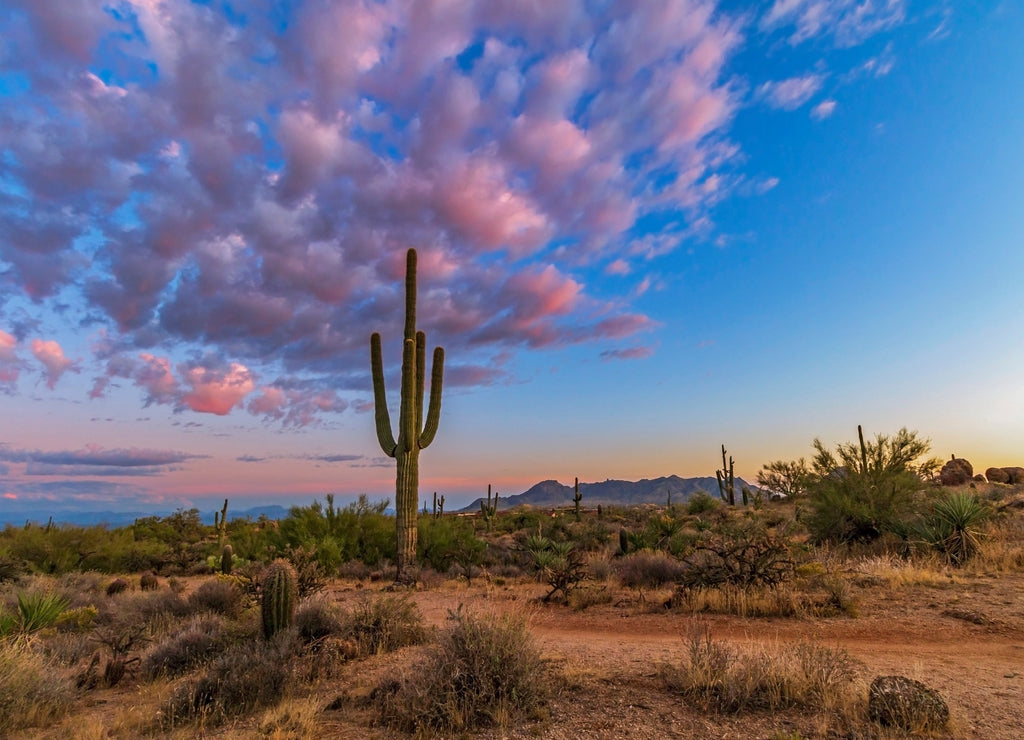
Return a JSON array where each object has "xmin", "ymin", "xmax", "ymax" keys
[
  {"xmin": 342, "ymin": 592, "xmax": 428, "ymax": 657},
  {"xmin": 0, "ymin": 636, "xmax": 77, "ymax": 732},
  {"xmin": 853, "ymin": 553, "xmax": 959, "ymax": 589},
  {"xmin": 141, "ymin": 613, "xmax": 231, "ymax": 680},
  {"xmin": 375, "ymin": 608, "xmax": 548, "ymax": 734},
  {"xmin": 661, "ymin": 625, "xmax": 862, "ymax": 716},
  {"xmin": 161, "ymin": 632, "xmax": 298, "ymax": 728},
  {"xmin": 615, "ymin": 549, "xmax": 686, "ymax": 590}
]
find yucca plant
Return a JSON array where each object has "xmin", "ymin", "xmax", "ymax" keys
[
  {"xmin": 15, "ymin": 593, "xmax": 70, "ymax": 633},
  {"xmin": 920, "ymin": 492, "xmax": 989, "ymax": 566}
]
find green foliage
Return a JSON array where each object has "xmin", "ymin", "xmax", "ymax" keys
[
  {"xmin": 275, "ymin": 494, "xmax": 395, "ymax": 568},
  {"xmin": 261, "ymin": 559, "xmax": 297, "ymax": 639},
  {"xmin": 756, "ymin": 458, "xmax": 811, "ymax": 499},
  {"xmin": 805, "ymin": 425, "xmax": 939, "ymax": 544},
  {"xmin": 220, "ymin": 544, "xmax": 233, "ymax": 575},
  {"xmin": 918, "ymin": 492, "xmax": 989, "ymax": 565},
  {"xmin": 418, "ymin": 516, "xmax": 486, "ymax": 576}
]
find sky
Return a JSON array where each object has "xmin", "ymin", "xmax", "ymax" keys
[{"xmin": 1, "ymin": 0, "xmax": 1022, "ymax": 518}]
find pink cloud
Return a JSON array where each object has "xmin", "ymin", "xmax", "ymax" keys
[
  {"xmin": 30, "ymin": 339, "xmax": 79, "ymax": 389},
  {"xmin": 605, "ymin": 259, "xmax": 631, "ymax": 276},
  {"xmin": 436, "ymin": 157, "xmax": 552, "ymax": 255},
  {"xmin": 136, "ymin": 353, "xmax": 179, "ymax": 405},
  {"xmin": 181, "ymin": 361, "xmax": 256, "ymax": 415}
]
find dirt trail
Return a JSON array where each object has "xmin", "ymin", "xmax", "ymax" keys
[{"xmin": 404, "ymin": 582, "xmax": 1024, "ymax": 739}]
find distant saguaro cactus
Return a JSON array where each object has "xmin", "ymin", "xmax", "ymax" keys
[
  {"xmin": 261, "ymin": 559, "xmax": 297, "ymax": 639},
  {"xmin": 573, "ymin": 477, "xmax": 582, "ymax": 522},
  {"xmin": 716, "ymin": 444, "xmax": 736, "ymax": 506},
  {"xmin": 480, "ymin": 484, "xmax": 498, "ymax": 532},
  {"xmin": 371, "ymin": 248, "xmax": 445, "ymax": 583}
]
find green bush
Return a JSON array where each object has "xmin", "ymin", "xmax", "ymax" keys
[
  {"xmin": 418, "ymin": 517, "xmax": 485, "ymax": 575},
  {"xmin": 805, "ymin": 426, "xmax": 939, "ymax": 544},
  {"xmin": 918, "ymin": 492, "xmax": 989, "ymax": 565}
]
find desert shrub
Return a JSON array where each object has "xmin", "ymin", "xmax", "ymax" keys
[
  {"xmin": 661, "ymin": 626, "xmax": 860, "ymax": 714},
  {"xmin": 140, "ymin": 572, "xmax": 159, "ymax": 591},
  {"xmin": 294, "ymin": 596, "xmax": 344, "ymax": 644},
  {"xmin": 141, "ymin": 614, "xmax": 230, "ymax": 680},
  {"xmin": 341, "ymin": 593, "xmax": 427, "ymax": 657},
  {"xmin": 99, "ymin": 589, "xmax": 190, "ymax": 631},
  {"xmin": 162, "ymin": 633, "xmax": 298, "ymax": 727},
  {"xmin": 0, "ymin": 637, "xmax": 77, "ymax": 732},
  {"xmin": 687, "ymin": 491, "xmax": 720, "ymax": 515},
  {"xmin": 106, "ymin": 578, "xmax": 130, "ymax": 596},
  {"xmin": 805, "ymin": 426, "xmax": 938, "ymax": 544},
  {"xmin": 54, "ymin": 604, "xmax": 99, "ymax": 632},
  {"xmin": 615, "ymin": 550, "xmax": 686, "ymax": 590},
  {"xmin": 283, "ymin": 546, "xmax": 329, "ymax": 599},
  {"xmin": 376, "ymin": 608, "xmax": 547, "ymax": 733},
  {"xmin": 524, "ymin": 536, "xmax": 587, "ymax": 602},
  {"xmin": 756, "ymin": 459, "xmax": 811, "ymax": 500},
  {"xmin": 676, "ymin": 520, "xmax": 795, "ymax": 590},
  {"xmin": 188, "ymin": 577, "xmax": 245, "ymax": 618}
]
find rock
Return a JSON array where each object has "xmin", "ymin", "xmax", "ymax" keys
[
  {"xmin": 939, "ymin": 457, "xmax": 973, "ymax": 486},
  {"xmin": 972, "ymin": 474, "xmax": 986, "ymax": 482},
  {"xmin": 868, "ymin": 675, "xmax": 949, "ymax": 731},
  {"xmin": 1004, "ymin": 466, "xmax": 1024, "ymax": 484},
  {"xmin": 986, "ymin": 467, "xmax": 1011, "ymax": 484}
]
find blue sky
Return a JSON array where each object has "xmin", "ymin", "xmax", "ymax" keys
[{"xmin": 1, "ymin": 1, "xmax": 1021, "ymax": 516}]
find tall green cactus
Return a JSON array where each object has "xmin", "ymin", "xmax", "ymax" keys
[
  {"xmin": 220, "ymin": 544, "xmax": 233, "ymax": 575},
  {"xmin": 480, "ymin": 484, "xmax": 497, "ymax": 532},
  {"xmin": 716, "ymin": 444, "xmax": 736, "ymax": 506},
  {"xmin": 371, "ymin": 248, "xmax": 445, "ymax": 583},
  {"xmin": 261, "ymin": 559, "xmax": 297, "ymax": 639},
  {"xmin": 573, "ymin": 477, "xmax": 582, "ymax": 522}
]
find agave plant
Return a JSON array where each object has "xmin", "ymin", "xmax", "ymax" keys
[
  {"xmin": 921, "ymin": 492, "xmax": 989, "ymax": 566},
  {"xmin": 14, "ymin": 592, "xmax": 71, "ymax": 632}
]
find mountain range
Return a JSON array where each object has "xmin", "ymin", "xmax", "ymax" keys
[{"xmin": 459, "ymin": 475, "xmax": 753, "ymax": 512}]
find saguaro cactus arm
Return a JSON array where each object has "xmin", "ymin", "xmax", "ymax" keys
[
  {"xmin": 370, "ymin": 332, "xmax": 397, "ymax": 457},
  {"xmin": 419, "ymin": 346, "xmax": 444, "ymax": 448}
]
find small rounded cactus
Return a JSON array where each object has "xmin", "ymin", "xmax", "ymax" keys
[
  {"xmin": 140, "ymin": 572, "xmax": 159, "ymax": 591},
  {"xmin": 221, "ymin": 544, "xmax": 233, "ymax": 575},
  {"xmin": 261, "ymin": 559, "xmax": 298, "ymax": 639}
]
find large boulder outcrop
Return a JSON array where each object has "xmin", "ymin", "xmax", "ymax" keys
[
  {"xmin": 868, "ymin": 675, "xmax": 949, "ymax": 731},
  {"xmin": 986, "ymin": 467, "xmax": 1011, "ymax": 484},
  {"xmin": 1004, "ymin": 466, "xmax": 1024, "ymax": 484},
  {"xmin": 939, "ymin": 456, "xmax": 973, "ymax": 486}
]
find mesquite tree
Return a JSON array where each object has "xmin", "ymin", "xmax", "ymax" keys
[{"xmin": 370, "ymin": 248, "xmax": 445, "ymax": 582}]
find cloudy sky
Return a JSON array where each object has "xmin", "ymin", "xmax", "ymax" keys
[{"xmin": 1, "ymin": 1, "xmax": 1021, "ymax": 516}]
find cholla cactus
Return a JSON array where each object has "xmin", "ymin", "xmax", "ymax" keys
[
  {"xmin": 261, "ymin": 559, "xmax": 297, "ymax": 639},
  {"xmin": 371, "ymin": 248, "xmax": 445, "ymax": 583}
]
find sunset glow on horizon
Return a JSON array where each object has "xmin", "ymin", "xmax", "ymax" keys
[{"xmin": 1, "ymin": 1, "xmax": 1022, "ymax": 519}]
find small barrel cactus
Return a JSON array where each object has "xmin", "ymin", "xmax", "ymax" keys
[
  {"xmin": 261, "ymin": 559, "xmax": 298, "ymax": 639},
  {"xmin": 221, "ymin": 544, "xmax": 233, "ymax": 575}
]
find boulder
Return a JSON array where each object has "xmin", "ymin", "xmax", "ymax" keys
[
  {"xmin": 939, "ymin": 457, "xmax": 973, "ymax": 486},
  {"xmin": 972, "ymin": 474, "xmax": 986, "ymax": 483},
  {"xmin": 986, "ymin": 467, "xmax": 1011, "ymax": 484},
  {"xmin": 1004, "ymin": 466, "xmax": 1024, "ymax": 485},
  {"xmin": 868, "ymin": 675, "xmax": 949, "ymax": 731}
]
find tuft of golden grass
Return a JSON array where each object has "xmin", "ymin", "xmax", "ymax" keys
[{"xmin": 0, "ymin": 635, "xmax": 77, "ymax": 733}]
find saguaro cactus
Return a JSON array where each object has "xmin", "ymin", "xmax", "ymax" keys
[
  {"xmin": 480, "ymin": 484, "xmax": 498, "ymax": 531},
  {"xmin": 716, "ymin": 444, "xmax": 736, "ymax": 506},
  {"xmin": 573, "ymin": 477, "xmax": 582, "ymax": 522},
  {"xmin": 371, "ymin": 248, "xmax": 445, "ymax": 583},
  {"xmin": 261, "ymin": 559, "xmax": 297, "ymax": 639}
]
